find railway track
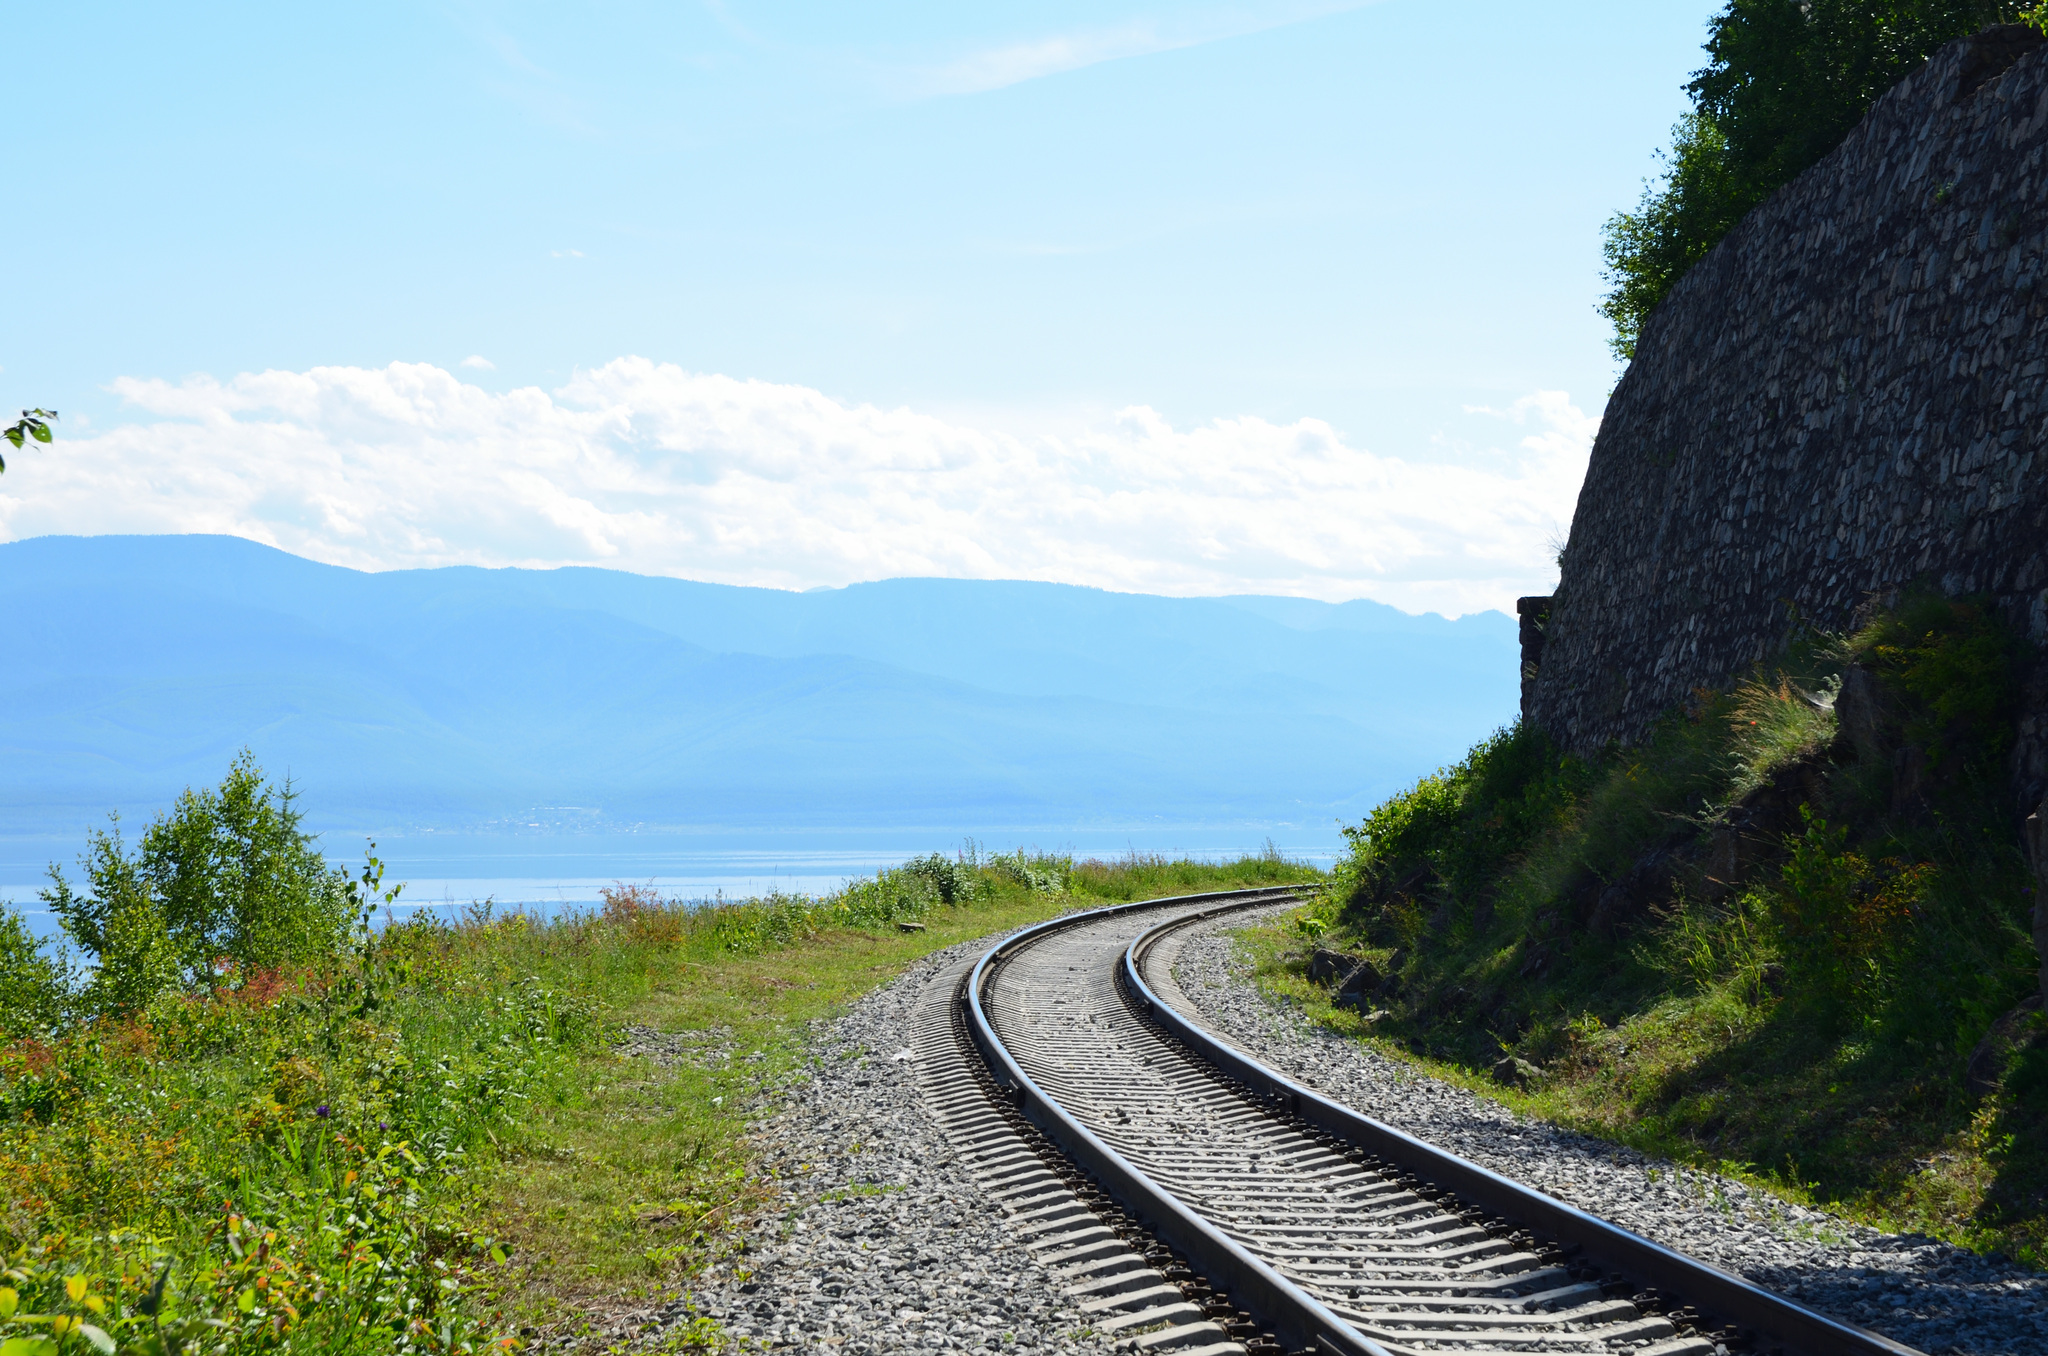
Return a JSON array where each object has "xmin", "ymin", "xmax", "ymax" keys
[{"xmin": 913, "ymin": 888, "xmax": 1926, "ymax": 1356}]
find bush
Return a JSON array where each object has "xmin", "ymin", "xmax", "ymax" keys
[
  {"xmin": 41, "ymin": 752, "xmax": 355, "ymax": 1017},
  {"xmin": 0, "ymin": 910, "xmax": 67, "ymax": 1043},
  {"xmin": 1313, "ymin": 594, "xmax": 2043, "ymax": 1259},
  {"xmin": 1850, "ymin": 592, "xmax": 2022, "ymax": 775},
  {"xmin": 1602, "ymin": 1, "xmax": 2040, "ymax": 359},
  {"xmin": 1329, "ymin": 722, "xmax": 1588, "ymax": 917}
]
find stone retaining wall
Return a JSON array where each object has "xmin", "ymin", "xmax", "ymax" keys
[{"xmin": 1527, "ymin": 26, "xmax": 2048, "ymax": 800}]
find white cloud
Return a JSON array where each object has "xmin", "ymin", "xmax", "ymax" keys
[
  {"xmin": 459, "ymin": 355, "xmax": 496, "ymax": 371},
  {"xmin": 0, "ymin": 359, "xmax": 1593, "ymax": 616},
  {"xmin": 551, "ymin": 249, "xmax": 584, "ymax": 259}
]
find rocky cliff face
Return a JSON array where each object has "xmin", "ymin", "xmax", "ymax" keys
[{"xmin": 1528, "ymin": 27, "xmax": 2048, "ymax": 785}]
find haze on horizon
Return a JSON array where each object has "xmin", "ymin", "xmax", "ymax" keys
[{"xmin": 2, "ymin": 1, "xmax": 1720, "ymax": 615}]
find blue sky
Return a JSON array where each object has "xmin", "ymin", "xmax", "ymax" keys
[{"xmin": 3, "ymin": 2, "xmax": 1719, "ymax": 613}]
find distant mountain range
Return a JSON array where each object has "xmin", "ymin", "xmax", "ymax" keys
[{"xmin": 0, "ymin": 535, "xmax": 1518, "ymax": 835}]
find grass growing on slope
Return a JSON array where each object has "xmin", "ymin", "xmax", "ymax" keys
[
  {"xmin": 0, "ymin": 807, "xmax": 1320, "ymax": 1356},
  {"xmin": 1284, "ymin": 595, "xmax": 2047, "ymax": 1264}
]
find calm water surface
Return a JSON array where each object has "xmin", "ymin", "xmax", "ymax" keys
[{"xmin": 1, "ymin": 825, "xmax": 1343, "ymax": 937}]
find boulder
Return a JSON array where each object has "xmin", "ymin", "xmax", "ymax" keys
[
  {"xmin": 1491, "ymin": 1055, "xmax": 1543, "ymax": 1089},
  {"xmin": 1307, "ymin": 948, "xmax": 1359, "ymax": 986},
  {"xmin": 1333, "ymin": 962, "xmax": 1385, "ymax": 1010}
]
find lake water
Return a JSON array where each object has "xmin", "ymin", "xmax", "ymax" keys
[{"xmin": 1, "ymin": 824, "xmax": 1346, "ymax": 938}]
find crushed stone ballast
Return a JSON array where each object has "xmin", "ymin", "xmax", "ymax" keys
[{"xmin": 923, "ymin": 888, "xmax": 1929, "ymax": 1356}]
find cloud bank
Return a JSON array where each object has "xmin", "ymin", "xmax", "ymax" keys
[{"xmin": 0, "ymin": 359, "xmax": 1593, "ymax": 615}]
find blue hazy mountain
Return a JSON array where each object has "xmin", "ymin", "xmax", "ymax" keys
[{"xmin": 0, "ymin": 535, "xmax": 1518, "ymax": 833}]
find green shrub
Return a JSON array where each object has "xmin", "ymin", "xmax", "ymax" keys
[
  {"xmin": 1602, "ymin": 1, "xmax": 2041, "ymax": 358},
  {"xmin": 1850, "ymin": 592, "xmax": 2022, "ymax": 775},
  {"xmin": 900, "ymin": 852, "xmax": 987, "ymax": 907},
  {"xmin": 41, "ymin": 753, "xmax": 355, "ymax": 1017},
  {"xmin": 1329, "ymin": 722, "xmax": 1589, "ymax": 916},
  {"xmin": 1313, "ymin": 593, "xmax": 2043, "ymax": 1259},
  {"xmin": 0, "ymin": 910, "xmax": 67, "ymax": 1042}
]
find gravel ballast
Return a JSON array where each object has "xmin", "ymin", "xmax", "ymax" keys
[
  {"xmin": 667, "ymin": 937, "xmax": 1116, "ymax": 1355},
  {"xmin": 1161, "ymin": 914, "xmax": 2048, "ymax": 1356},
  {"xmin": 654, "ymin": 909, "xmax": 2046, "ymax": 1355}
]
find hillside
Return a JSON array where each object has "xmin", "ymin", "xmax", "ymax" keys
[
  {"xmin": 0, "ymin": 534, "xmax": 1517, "ymax": 835},
  {"xmin": 1284, "ymin": 28, "xmax": 2048, "ymax": 1268}
]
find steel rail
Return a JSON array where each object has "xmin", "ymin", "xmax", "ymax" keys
[
  {"xmin": 1120, "ymin": 897, "xmax": 1924, "ymax": 1356},
  {"xmin": 962, "ymin": 886, "xmax": 1930, "ymax": 1356},
  {"xmin": 963, "ymin": 886, "xmax": 1383, "ymax": 1356}
]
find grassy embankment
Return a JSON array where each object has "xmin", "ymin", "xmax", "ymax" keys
[
  {"xmin": 1263, "ymin": 593, "xmax": 2048, "ymax": 1265},
  {"xmin": 0, "ymin": 786, "xmax": 1318, "ymax": 1356}
]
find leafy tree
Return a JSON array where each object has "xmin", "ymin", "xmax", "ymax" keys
[
  {"xmin": 1602, "ymin": 1, "xmax": 2040, "ymax": 360},
  {"xmin": 42, "ymin": 751, "xmax": 356, "ymax": 1015},
  {"xmin": 0, "ymin": 407, "xmax": 55, "ymax": 471},
  {"xmin": 0, "ymin": 905, "xmax": 70, "ymax": 1039},
  {"xmin": 1598, "ymin": 114, "xmax": 1748, "ymax": 361}
]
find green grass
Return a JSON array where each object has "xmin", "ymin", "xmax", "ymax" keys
[
  {"xmin": 1247, "ymin": 905, "xmax": 2044, "ymax": 1255},
  {"xmin": 1295, "ymin": 595, "xmax": 2047, "ymax": 1266},
  {"xmin": 0, "ymin": 847, "xmax": 1321, "ymax": 1355}
]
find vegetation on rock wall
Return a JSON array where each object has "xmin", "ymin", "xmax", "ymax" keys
[
  {"xmin": 1601, "ymin": 1, "xmax": 2045, "ymax": 359},
  {"xmin": 0, "ymin": 768, "xmax": 1318, "ymax": 1354},
  {"xmin": 1300, "ymin": 595, "xmax": 2047, "ymax": 1263}
]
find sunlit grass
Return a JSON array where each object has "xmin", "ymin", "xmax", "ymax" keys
[{"xmin": 0, "ymin": 846, "xmax": 1321, "ymax": 1353}]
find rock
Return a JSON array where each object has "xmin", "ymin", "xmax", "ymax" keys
[
  {"xmin": 1697, "ymin": 760, "xmax": 1831, "ymax": 902},
  {"xmin": 1333, "ymin": 959, "xmax": 1387, "ymax": 1010},
  {"xmin": 1964, "ymin": 994, "xmax": 2045, "ymax": 1097},
  {"xmin": 1490, "ymin": 1056, "xmax": 1543, "ymax": 1089},
  {"xmin": 1306, "ymin": 948, "xmax": 1359, "ymax": 986}
]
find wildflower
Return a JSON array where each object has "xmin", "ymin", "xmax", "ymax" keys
[{"xmin": 315, "ymin": 1105, "xmax": 332, "ymax": 1119}]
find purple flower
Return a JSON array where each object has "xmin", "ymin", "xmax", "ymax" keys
[
  {"xmin": 378, "ymin": 1121, "xmax": 388, "ymax": 1131},
  {"xmin": 315, "ymin": 1105, "xmax": 332, "ymax": 1119}
]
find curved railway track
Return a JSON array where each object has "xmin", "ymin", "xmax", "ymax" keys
[{"xmin": 913, "ymin": 889, "xmax": 1926, "ymax": 1356}]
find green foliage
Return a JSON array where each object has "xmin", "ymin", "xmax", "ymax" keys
[
  {"xmin": 978, "ymin": 847, "xmax": 1069, "ymax": 896},
  {"xmin": 1067, "ymin": 848, "xmax": 1317, "ymax": 902},
  {"xmin": 1330, "ymin": 722, "xmax": 1589, "ymax": 913},
  {"xmin": 1850, "ymin": 592, "xmax": 2022, "ymax": 773},
  {"xmin": 1727, "ymin": 672, "xmax": 1839, "ymax": 798},
  {"xmin": 899, "ymin": 852, "xmax": 988, "ymax": 908},
  {"xmin": 1775, "ymin": 808, "xmax": 1914, "ymax": 1017},
  {"xmin": 1, "ymin": 824, "xmax": 1321, "ymax": 1352},
  {"xmin": 1311, "ymin": 594, "xmax": 2043, "ymax": 1261},
  {"xmin": 0, "ymin": 409, "xmax": 54, "ymax": 473},
  {"xmin": 0, "ymin": 912, "xmax": 67, "ymax": 1044},
  {"xmin": 1694, "ymin": 1, "xmax": 2028, "ymax": 196},
  {"xmin": 1601, "ymin": 1, "xmax": 2037, "ymax": 359},
  {"xmin": 41, "ymin": 753, "xmax": 354, "ymax": 1017},
  {"xmin": 1599, "ymin": 114, "xmax": 1747, "ymax": 361},
  {"xmin": 1657, "ymin": 885, "xmax": 1776, "ymax": 995},
  {"xmin": 0, "ymin": 912, "xmax": 586, "ymax": 1353}
]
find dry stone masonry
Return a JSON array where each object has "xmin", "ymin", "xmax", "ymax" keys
[{"xmin": 1526, "ymin": 26, "xmax": 2048, "ymax": 771}]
